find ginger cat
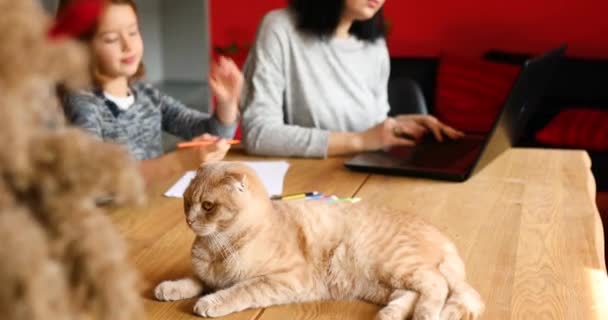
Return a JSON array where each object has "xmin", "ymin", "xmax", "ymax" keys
[{"xmin": 154, "ymin": 162, "xmax": 484, "ymax": 320}]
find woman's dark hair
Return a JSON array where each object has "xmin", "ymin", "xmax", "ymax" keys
[{"xmin": 288, "ymin": 0, "xmax": 385, "ymax": 42}]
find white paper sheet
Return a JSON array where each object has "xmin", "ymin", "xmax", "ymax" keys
[{"xmin": 164, "ymin": 161, "xmax": 290, "ymax": 198}]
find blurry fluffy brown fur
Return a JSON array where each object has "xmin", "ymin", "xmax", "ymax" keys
[
  {"xmin": 0, "ymin": 1, "xmax": 144, "ymax": 319},
  {"xmin": 155, "ymin": 162, "xmax": 484, "ymax": 320}
]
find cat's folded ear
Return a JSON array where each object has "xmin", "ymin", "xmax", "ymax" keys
[{"xmin": 228, "ymin": 172, "xmax": 247, "ymax": 192}]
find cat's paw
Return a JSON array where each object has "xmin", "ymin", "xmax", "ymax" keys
[
  {"xmin": 193, "ymin": 295, "xmax": 229, "ymax": 318},
  {"xmin": 440, "ymin": 305, "xmax": 481, "ymax": 320},
  {"xmin": 413, "ymin": 311, "xmax": 440, "ymax": 320},
  {"xmin": 375, "ymin": 305, "xmax": 405, "ymax": 320},
  {"xmin": 439, "ymin": 305, "xmax": 461, "ymax": 320},
  {"xmin": 154, "ymin": 281, "xmax": 191, "ymax": 301}
]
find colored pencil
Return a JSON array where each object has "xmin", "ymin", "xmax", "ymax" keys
[
  {"xmin": 177, "ymin": 139, "xmax": 240, "ymax": 148},
  {"xmin": 271, "ymin": 191, "xmax": 320, "ymax": 201}
]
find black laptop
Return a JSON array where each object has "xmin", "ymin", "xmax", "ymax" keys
[{"xmin": 345, "ymin": 45, "xmax": 567, "ymax": 181}]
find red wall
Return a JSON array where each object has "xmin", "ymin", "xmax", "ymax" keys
[
  {"xmin": 384, "ymin": 0, "xmax": 608, "ymax": 58},
  {"xmin": 210, "ymin": 0, "xmax": 608, "ymax": 60},
  {"xmin": 210, "ymin": 0, "xmax": 286, "ymax": 66}
]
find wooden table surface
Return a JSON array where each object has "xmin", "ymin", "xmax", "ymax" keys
[{"xmin": 110, "ymin": 148, "xmax": 608, "ymax": 320}]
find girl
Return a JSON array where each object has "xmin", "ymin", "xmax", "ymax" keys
[
  {"xmin": 241, "ymin": 0, "xmax": 463, "ymax": 158},
  {"xmin": 60, "ymin": 0, "xmax": 243, "ymax": 181}
]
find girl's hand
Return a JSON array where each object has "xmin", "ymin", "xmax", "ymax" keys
[
  {"xmin": 192, "ymin": 134, "xmax": 230, "ymax": 163},
  {"xmin": 209, "ymin": 56, "xmax": 243, "ymax": 124}
]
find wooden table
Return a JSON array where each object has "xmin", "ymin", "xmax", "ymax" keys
[{"xmin": 111, "ymin": 148, "xmax": 607, "ymax": 320}]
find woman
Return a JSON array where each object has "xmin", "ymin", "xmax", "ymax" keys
[{"xmin": 241, "ymin": 0, "xmax": 463, "ymax": 158}]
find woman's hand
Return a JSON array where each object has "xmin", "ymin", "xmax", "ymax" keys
[
  {"xmin": 358, "ymin": 118, "xmax": 416, "ymax": 151},
  {"xmin": 209, "ymin": 56, "xmax": 243, "ymax": 125},
  {"xmin": 192, "ymin": 134, "xmax": 230, "ymax": 163},
  {"xmin": 358, "ymin": 115, "xmax": 464, "ymax": 151},
  {"xmin": 394, "ymin": 114, "xmax": 464, "ymax": 142}
]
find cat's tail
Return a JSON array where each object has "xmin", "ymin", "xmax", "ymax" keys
[{"xmin": 438, "ymin": 245, "xmax": 485, "ymax": 320}]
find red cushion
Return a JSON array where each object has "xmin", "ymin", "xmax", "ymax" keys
[
  {"xmin": 535, "ymin": 108, "xmax": 608, "ymax": 151},
  {"xmin": 434, "ymin": 55, "xmax": 521, "ymax": 133}
]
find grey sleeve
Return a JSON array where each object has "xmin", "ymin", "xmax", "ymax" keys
[
  {"xmin": 63, "ymin": 95, "xmax": 104, "ymax": 138},
  {"xmin": 158, "ymin": 90, "xmax": 237, "ymax": 141},
  {"xmin": 240, "ymin": 16, "xmax": 329, "ymax": 158},
  {"xmin": 375, "ymin": 41, "xmax": 391, "ymax": 118}
]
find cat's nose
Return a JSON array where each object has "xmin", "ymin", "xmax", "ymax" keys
[{"xmin": 187, "ymin": 218, "xmax": 195, "ymax": 225}]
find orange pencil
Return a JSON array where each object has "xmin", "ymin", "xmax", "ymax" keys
[
  {"xmin": 177, "ymin": 140, "xmax": 241, "ymax": 148},
  {"xmin": 177, "ymin": 139, "xmax": 241, "ymax": 149}
]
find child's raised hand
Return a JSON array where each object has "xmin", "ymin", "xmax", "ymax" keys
[
  {"xmin": 209, "ymin": 57, "xmax": 243, "ymax": 125},
  {"xmin": 192, "ymin": 134, "xmax": 230, "ymax": 163}
]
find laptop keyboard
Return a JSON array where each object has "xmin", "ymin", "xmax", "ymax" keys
[{"xmin": 389, "ymin": 135, "xmax": 485, "ymax": 170}]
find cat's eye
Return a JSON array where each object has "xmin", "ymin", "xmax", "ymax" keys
[{"xmin": 202, "ymin": 201, "xmax": 215, "ymax": 211}]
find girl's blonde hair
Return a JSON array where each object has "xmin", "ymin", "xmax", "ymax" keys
[{"xmin": 57, "ymin": 0, "xmax": 146, "ymax": 86}]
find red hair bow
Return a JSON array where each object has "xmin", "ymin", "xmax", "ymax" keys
[{"xmin": 48, "ymin": 0, "xmax": 104, "ymax": 39}]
